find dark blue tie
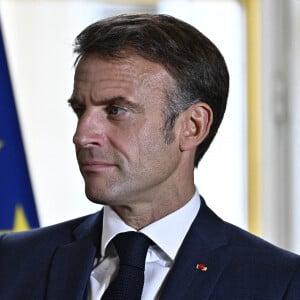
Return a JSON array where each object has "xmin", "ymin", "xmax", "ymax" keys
[{"xmin": 102, "ymin": 232, "xmax": 152, "ymax": 300}]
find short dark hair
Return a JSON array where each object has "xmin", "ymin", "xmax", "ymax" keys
[{"xmin": 74, "ymin": 14, "xmax": 229, "ymax": 167}]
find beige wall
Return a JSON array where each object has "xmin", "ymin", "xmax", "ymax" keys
[{"xmin": 261, "ymin": 0, "xmax": 300, "ymax": 253}]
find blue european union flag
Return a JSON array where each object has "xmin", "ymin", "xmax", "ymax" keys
[{"xmin": 0, "ymin": 26, "xmax": 39, "ymax": 231}]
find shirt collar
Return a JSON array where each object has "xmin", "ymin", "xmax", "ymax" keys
[{"xmin": 101, "ymin": 190, "xmax": 201, "ymax": 261}]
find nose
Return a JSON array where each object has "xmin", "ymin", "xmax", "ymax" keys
[{"xmin": 73, "ymin": 111, "xmax": 105, "ymax": 147}]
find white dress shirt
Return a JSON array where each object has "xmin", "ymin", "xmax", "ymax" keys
[{"xmin": 89, "ymin": 190, "xmax": 201, "ymax": 300}]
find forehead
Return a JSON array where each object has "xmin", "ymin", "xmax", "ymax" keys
[{"xmin": 73, "ymin": 53, "xmax": 175, "ymax": 102}]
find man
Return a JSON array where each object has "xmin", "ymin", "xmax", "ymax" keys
[{"xmin": 0, "ymin": 14, "xmax": 300, "ymax": 300}]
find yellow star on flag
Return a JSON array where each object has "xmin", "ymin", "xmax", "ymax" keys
[
  {"xmin": 0, "ymin": 205, "xmax": 30, "ymax": 233},
  {"xmin": 13, "ymin": 205, "xmax": 30, "ymax": 231}
]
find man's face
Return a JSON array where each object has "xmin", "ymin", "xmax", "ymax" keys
[{"xmin": 70, "ymin": 53, "xmax": 186, "ymax": 209}]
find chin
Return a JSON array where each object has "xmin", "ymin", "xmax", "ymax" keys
[
  {"xmin": 85, "ymin": 189, "xmax": 115, "ymax": 206},
  {"xmin": 86, "ymin": 193, "xmax": 107, "ymax": 205}
]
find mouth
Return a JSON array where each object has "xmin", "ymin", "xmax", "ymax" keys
[{"xmin": 80, "ymin": 161, "xmax": 117, "ymax": 172}]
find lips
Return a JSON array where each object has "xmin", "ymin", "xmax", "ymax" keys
[
  {"xmin": 76, "ymin": 147, "xmax": 119, "ymax": 173},
  {"xmin": 80, "ymin": 160, "xmax": 116, "ymax": 172}
]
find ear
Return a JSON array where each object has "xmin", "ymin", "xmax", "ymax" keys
[{"xmin": 179, "ymin": 102, "xmax": 213, "ymax": 152}]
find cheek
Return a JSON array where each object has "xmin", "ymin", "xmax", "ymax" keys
[
  {"xmin": 108, "ymin": 116, "xmax": 169, "ymax": 164},
  {"xmin": 107, "ymin": 125, "xmax": 145, "ymax": 162},
  {"xmin": 136, "ymin": 120, "xmax": 164, "ymax": 147},
  {"xmin": 136, "ymin": 127, "xmax": 173, "ymax": 167}
]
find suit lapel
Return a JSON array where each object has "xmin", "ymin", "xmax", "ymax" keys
[
  {"xmin": 44, "ymin": 200, "xmax": 229, "ymax": 299},
  {"xmin": 160, "ymin": 199, "xmax": 230, "ymax": 300},
  {"xmin": 46, "ymin": 211, "xmax": 103, "ymax": 300}
]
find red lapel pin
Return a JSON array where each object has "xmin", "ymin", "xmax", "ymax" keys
[{"xmin": 196, "ymin": 263, "xmax": 208, "ymax": 271}]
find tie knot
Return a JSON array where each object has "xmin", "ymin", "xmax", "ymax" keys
[{"xmin": 113, "ymin": 232, "xmax": 151, "ymax": 269}]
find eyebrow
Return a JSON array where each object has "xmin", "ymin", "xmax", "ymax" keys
[{"xmin": 67, "ymin": 96, "xmax": 144, "ymax": 113}]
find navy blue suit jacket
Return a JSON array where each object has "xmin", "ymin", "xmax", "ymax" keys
[{"xmin": 1, "ymin": 199, "xmax": 300, "ymax": 299}]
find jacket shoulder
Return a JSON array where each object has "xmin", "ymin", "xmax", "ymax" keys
[
  {"xmin": 0, "ymin": 212, "xmax": 101, "ymax": 299},
  {"xmin": 0, "ymin": 212, "xmax": 100, "ymax": 256},
  {"xmin": 221, "ymin": 221, "xmax": 300, "ymax": 297},
  {"xmin": 225, "ymin": 220, "xmax": 300, "ymax": 261}
]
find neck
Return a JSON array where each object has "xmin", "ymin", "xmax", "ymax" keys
[{"xmin": 111, "ymin": 184, "xmax": 196, "ymax": 230}]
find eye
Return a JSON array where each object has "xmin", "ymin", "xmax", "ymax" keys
[
  {"xmin": 107, "ymin": 105, "xmax": 127, "ymax": 117},
  {"xmin": 69, "ymin": 103, "xmax": 85, "ymax": 119}
]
